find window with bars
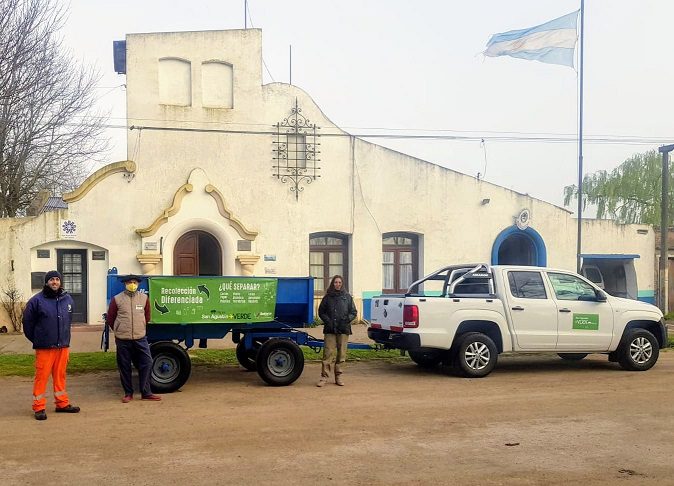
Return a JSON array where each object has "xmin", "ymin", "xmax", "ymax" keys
[
  {"xmin": 309, "ymin": 233, "xmax": 348, "ymax": 294},
  {"xmin": 61, "ymin": 253, "xmax": 83, "ymax": 294},
  {"xmin": 382, "ymin": 233, "xmax": 419, "ymax": 294},
  {"xmin": 286, "ymin": 134, "xmax": 307, "ymax": 169}
]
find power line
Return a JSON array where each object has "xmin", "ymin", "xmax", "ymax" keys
[
  {"xmin": 117, "ymin": 124, "xmax": 672, "ymax": 146},
  {"xmin": 70, "ymin": 114, "xmax": 674, "ymax": 143},
  {"xmin": 244, "ymin": 1, "xmax": 275, "ymax": 82}
]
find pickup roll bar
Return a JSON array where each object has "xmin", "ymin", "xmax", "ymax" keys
[{"xmin": 406, "ymin": 263, "xmax": 495, "ymax": 297}]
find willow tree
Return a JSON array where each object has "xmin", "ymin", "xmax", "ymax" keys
[
  {"xmin": 0, "ymin": 0, "xmax": 107, "ymax": 217},
  {"xmin": 563, "ymin": 149, "xmax": 672, "ymax": 226}
]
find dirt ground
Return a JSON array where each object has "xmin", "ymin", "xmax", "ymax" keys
[{"xmin": 2, "ymin": 351, "xmax": 674, "ymax": 485}]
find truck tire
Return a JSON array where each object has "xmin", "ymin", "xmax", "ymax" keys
[
  {"xmin": 256, "ymin": 339, "xmax": 304, "ymax": 386},
  {"xmin": 558, "ymin": 353, "xmax": 588, "ymax": 361},
  {"xmin": 150, "ymin": 341, "xmax": 192, "ymax": 393},
  {"xmin": 408, "ymin": 349, "xmax": 444, "ymax": 368},
  {"xmin": 454, "ymin": 332, "xmax": 498, "ymax": 378},
  {"xmin": 617, "ymin": 329, "xmax": 659, "ymax": 371},
  {"xmin": 235, "ymin": 339, "xmax": 265, "ymax": 371}
]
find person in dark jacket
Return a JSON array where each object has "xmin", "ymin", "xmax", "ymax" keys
[
  {"xmin": 23, "ymin": 270, "xmax": 81, "ymax": 420},
  {"xmin": 317, "ymin": 275, "xmax": 357, "ymax": 387}
]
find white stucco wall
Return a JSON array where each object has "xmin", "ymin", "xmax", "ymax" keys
[{"xmin": 0, "ymin": 29, "xmax": 657, "ymax": 324}]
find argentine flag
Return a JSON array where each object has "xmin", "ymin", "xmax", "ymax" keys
[{"xmin": 484, "ymin": 11, "xmax": 579, "ymax": 68}]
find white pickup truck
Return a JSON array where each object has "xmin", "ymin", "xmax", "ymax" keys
[{"xmin": 368, "ymin": 264, "xmax": 668, "ymax": 378}]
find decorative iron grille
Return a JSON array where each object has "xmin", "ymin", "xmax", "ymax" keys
[{"xmin": 272, "ymin": 99, "xmax": 320, "ymax": 200}]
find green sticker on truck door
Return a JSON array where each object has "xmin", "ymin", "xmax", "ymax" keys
[{"xmin": 572, "ymin": 313, "xmax": 599, "ymax": 330}]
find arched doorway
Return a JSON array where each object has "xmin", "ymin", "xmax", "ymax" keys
[
  {"xmin": 491, "ymin": 226, "xmax": 547, "ymax": 267},
  {"xmin": 173, "ymin": 230, "xmax": 222, "ymax": 276}
]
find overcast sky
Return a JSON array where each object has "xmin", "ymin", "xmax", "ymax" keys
[{"xmin": 61, "ymin": 0, "xmax": 674, "ymax": 209}]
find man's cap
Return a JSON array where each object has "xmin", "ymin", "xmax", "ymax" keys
[
  {"xmin": 120, "ymin": 274, "xmax": 144, "ymax": 283},
  {"xmin": 44, "ymin": 270, "xmax": 62, "ymax": 284}
]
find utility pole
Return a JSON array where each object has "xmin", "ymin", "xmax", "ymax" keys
[{"xmin": 659, "ymin": 143, "xmax": 674, "ymax": 313}]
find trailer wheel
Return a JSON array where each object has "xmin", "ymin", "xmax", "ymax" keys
[
  {"xmin": 256, "ymin": 339, "xmax": 304, "ymax": 386},
  {"xmin": 150, "ymin": 341, "xmax": 192, "ymax": 393},
  {"xmin": 235, "ymin": 339, "xmax": 264, "ymax": 371}
]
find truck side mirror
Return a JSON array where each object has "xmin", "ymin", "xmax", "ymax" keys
[{"xmin": 595, "ymin": 290, "xmax": 607, "ymax": 302}]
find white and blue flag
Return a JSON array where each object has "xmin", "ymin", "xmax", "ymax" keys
[{"xmin": 484, "ymin": 11, "xmax": 579, "ymax": 68}]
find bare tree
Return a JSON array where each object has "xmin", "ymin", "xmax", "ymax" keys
[
  {"xmin": 1, "ymin": 279, "xmax": 26, "ymax": 332},
  {"xmin": 0, "ymin": 0, "xmax": 108, "ymax": 217}
]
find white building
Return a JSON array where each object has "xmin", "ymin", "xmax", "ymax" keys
[{"xmin": 0, "ymin": 29, "xmax": 655, "ymax": 325}]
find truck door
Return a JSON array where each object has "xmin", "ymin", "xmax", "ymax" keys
[
  {"xmin": 504, "ymin": 270, "xmax": 558, "ymax": 350},
  {"xmin": 545, "ymin": 272, "xmax": 614, "ymax": 350}
]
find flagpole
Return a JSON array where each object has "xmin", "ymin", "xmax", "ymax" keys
[{"xmin": 576, "ymin": 0, "xmax": 585, "ymax": 274}]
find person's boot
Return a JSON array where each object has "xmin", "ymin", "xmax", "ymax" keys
[
  {"xmin": 55, "ymin": 404, "xmax": 80, "ymax": 413},
  {"xmin": 34, "ymin": 410, "xmax": 47, "ymax": 420},
  {"xmin": 141, "ymin": 394, "xmax": 162, "ymax": 401},
  {"xmin": 335, "ymin": 375, "xmax": 344, "ymax": 386},
  {"xmin": 316, "ymin": 377, "xmax": 328, "ymax": 387}
]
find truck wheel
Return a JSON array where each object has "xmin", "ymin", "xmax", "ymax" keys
[
  {"xmin": 617, "ymin": 329, "xmax": 659, "ymax": 371},
  {"xmin": 558, "ymin": 353, "xmax": 588, "ymax": 361},
  {"xmin": 150, "ymin": 341, "xmax": 192, "ymax": 393},
  {"xmin": 408, "ymin": 349, "xmax": 443, "ymax": 368},
  {"xmin": 235, "ymin": 339, "xmax": 264, "ymax": 371},
  {"xmin": 256, "ymin": 339, "xmax": 304, "ymax": 386},
  {"xmin": 455, "ymin": 332, "xmax": 497, "ymax": 378}
]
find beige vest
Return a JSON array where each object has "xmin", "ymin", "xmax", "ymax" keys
[{"xmin": 113, "ymin": 291, "xmax": 148, "ymax": 340}]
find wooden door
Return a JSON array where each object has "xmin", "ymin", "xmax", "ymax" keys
[
  {"xmin": 173, "ymin": 231, "xmax": 222, "ymax": 276},
  {"xmin": 174, "ymin": 232, "xmax": 198, "ymax": 275}
]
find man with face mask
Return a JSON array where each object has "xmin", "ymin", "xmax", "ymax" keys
[
  {"xmin": 23, "ymin": 270, "xmax": 81, "ymax": 420},
  {"xmin": 106, "ymin": 275, "xmax": 161, "ymax": 403}
]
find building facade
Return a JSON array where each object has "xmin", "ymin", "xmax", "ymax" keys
[{"xmin": 0, "ymin": 29, "xmax": 656, "ymax": 325}]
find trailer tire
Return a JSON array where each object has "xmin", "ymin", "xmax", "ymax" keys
[
  {"xmin": 408, "ymin": 348, "xmax": 444, "ymax": 368},
  {"xmin": 256, "ymin": 339, "xmax": 304, "ymax": 386},
  {"xmin": 236, "ymin": 339, "xmax": 264, "ymax": 371},
  {"xmin": 150, "ymin": 341, "xmax": 192, "ymax": 393}
]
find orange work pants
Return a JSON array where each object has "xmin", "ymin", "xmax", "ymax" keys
[{"xmin": 33, "ymin": 348, "xmax": 70, "ymax": 412}]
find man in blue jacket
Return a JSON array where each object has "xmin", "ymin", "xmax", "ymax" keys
[{"xmin": 23, "ymin": 270, "xmax": 81, "ymax": 420}]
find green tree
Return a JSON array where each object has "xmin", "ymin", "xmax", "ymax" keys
[{"xmin": 563, "ymin": 149, "xmax": 672, "ymax": 226}]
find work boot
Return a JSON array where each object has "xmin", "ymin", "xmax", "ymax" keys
[
  {"xmin": 316, "ymin": 377, "xmax": 328, "ymax": 387},
  {"xmin": 55, "ymin": 404, "xmax": 80, "ymax": 413},
  {"xmin": 141, "ymin": 394, "xmax": 162, "ymax": 401},
  {"xmin": 34, "ymin": 410, "xmax": 47, "ymax": 421},
  {"xmin": 121, "ymin": 395, "xmax": 133, "ymax": 403},
  {"xmin": 335, "ymin": 376, "xmax": 344, "ymax": 386}
]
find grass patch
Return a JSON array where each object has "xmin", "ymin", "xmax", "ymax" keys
[
  {"xmin": 188, "ymin": 347, "xmax": 406, "ymax": 368},
  {"xmin": 0, "ymin": 352, "xmax": 118, "ymax": 377},
  {"xmin": 0, "ymin": 347, "xmax": 408, "ymax": 377}
]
